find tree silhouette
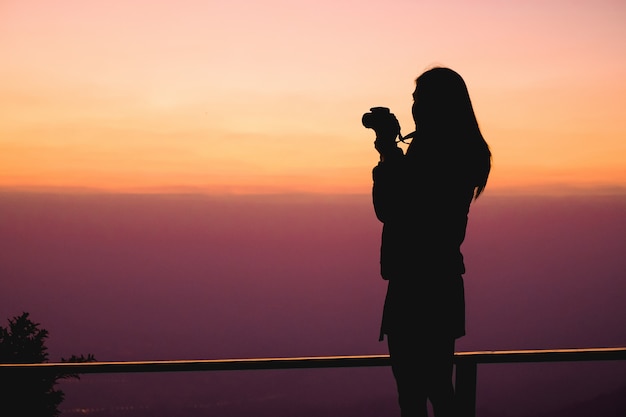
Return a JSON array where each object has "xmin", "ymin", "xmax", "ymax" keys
[{"xmin": 0, "ymin": 312, "xmax": 95, "ymax": 416}]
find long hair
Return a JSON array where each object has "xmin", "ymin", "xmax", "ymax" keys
[{"xmin": 409, "ymin": 67, "xmax": 491, "ymax": 199}]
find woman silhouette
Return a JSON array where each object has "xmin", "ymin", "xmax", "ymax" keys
[{"xmin": 370, "ymin": 67, "xmax": 491, "ymax": 417}]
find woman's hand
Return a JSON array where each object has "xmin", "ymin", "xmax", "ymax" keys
[{"xmin": 374, "ymin": 137, "xmax": 403, "ymax": 162}]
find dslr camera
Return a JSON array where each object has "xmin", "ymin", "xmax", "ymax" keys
[
  {"xmin": 362, "ymin": 107, "xmax": 403, "ymax": 143},
  {"xmin": 362, "ymin": 107, "xmax": 416, "ymax": 143},
  {"xmin": 362, "ymin": 107, "xmax": 395, "ymax": 132}
]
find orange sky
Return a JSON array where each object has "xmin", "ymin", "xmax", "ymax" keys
[{"xmin": 1, "ymin": 0, "xmax": 625, "ymax": 194}]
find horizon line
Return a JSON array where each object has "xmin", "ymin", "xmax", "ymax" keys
[{"xmin": 0, "ymin": 184, "xmax": 625, "ymax": 197}]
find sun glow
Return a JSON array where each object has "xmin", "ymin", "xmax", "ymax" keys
[{"xmin": 2, "ymin": 0, "xmax": 625, "ymax": 194}]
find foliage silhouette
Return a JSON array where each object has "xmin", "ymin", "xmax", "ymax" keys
[{"xmin": 0, "ymin": 312, "xmax": 95, "ymax": 416}]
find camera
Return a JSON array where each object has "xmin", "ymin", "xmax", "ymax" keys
[
  {"xmin": 362, "ymin": 107, "xmax": 395, "ymax": 131},
  {"xmin": 362, "ymin": 106, "xmax": 404, "ymax": 142},
  {"xmin": 363, "ymin": 107, "xmax": 415, "ymax": 143}
]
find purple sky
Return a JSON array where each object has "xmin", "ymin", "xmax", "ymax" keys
[{"xmin": 1, "ymin": 191, "xmax": 625, "ymax": 416}]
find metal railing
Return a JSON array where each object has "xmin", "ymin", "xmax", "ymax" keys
[{"xmin": 2, "ymin": 347, "xmax": 625, "ymax": 416}]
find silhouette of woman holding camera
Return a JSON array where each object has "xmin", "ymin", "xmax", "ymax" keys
[{"xmin": 366, "ymin": 67, "xmax": 491, "ymax": 417}]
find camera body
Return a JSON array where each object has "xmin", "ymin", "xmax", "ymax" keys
[
  {"xmin": 362, "ymin": 106, "xmax": 404, "ymax": 143},
  {"xmin": 362, "ymin": 107, "xmax": 394, "ymax": 131}
]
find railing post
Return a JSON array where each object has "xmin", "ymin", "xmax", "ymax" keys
[{"xmin": 455, "ymin": 360, "xmax": 477, "ymax": 417}]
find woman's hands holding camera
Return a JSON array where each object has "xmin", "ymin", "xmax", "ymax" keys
[{"xmin": 362, "ymin": 107, "xmax": 403, "ymax": 162}]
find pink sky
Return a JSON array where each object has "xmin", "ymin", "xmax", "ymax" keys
[{"xmin": 1, "ymin": 0, "xmax": 625, "ymax": 194}]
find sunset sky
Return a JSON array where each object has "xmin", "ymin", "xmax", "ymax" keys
[
  {"xmin": 2, "ymin": 3, "xmax": 626, "ymax": 413},
  {"xmin": 1, "ymin": 0, "xmax": 625, "ymax": 194}
]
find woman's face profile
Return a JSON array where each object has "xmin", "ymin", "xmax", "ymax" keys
[{"xmin": 411, "ymin": 85, "xmax": 419, "ymax": 126}]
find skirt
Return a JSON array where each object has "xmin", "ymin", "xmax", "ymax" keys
[{"xmin": 380, "ymin": 274, "xmax": 465, "ymax": 341}]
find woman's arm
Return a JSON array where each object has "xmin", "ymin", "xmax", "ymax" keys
[{"xmin": 372, "ymin": 150, "xmax": 405, "ymax": 223}]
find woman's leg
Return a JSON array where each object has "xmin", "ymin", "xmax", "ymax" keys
[
  {"xmin": 388, "ymin": 333, "xmax": 428, "ymax": 417},
  {"xmin": 388, "ymin": 333, "xmax": 456, "ymax": 417},
  {"xmin": 425, "ymin": 337, "xmax": 455, "ymax": 417}
]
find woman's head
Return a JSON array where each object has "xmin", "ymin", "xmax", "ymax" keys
[
  {"xmin": 412, "ymin": 67, "xmax": 477, "ymax": 134},
  {"xmin": 410, "ymin": 67, "xmax": 491, "ymax": 198}
]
